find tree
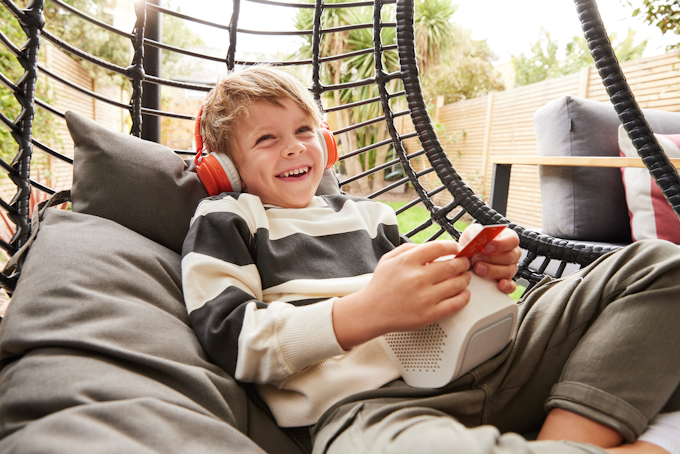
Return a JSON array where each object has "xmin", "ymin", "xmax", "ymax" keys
[
  {"xmin": 512, "ymin": 28, "xmax": 648, "ymax": 86},
  {"xmin": 159, "ymin": 6, "xmax": 205, "ymax": 79},
  {"xmin": 420, "ymin": 25, "xmax": 504, "ymax": 105},
  {"xmin": 413, "ymin": 0, "xmax": 457, "ymax": 75},
  {"xmin": 412, "ymin": 0, "xmax": 504, "ymax": 106},
  {"xmin": 42, "ymin": 0, "xmax": 132, "ymax": 83},
  {"xmin": 628, "ymin": 0, "xmax": 680, "ymax": 50}
]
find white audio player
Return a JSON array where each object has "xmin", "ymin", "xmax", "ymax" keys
[
  {"xmin": 378, "ymin": 274, "xmax": 518, "ymax": 388},
  {"xmin": 378, "ymin": 224, "xmax": 518, "ymax": 388}
]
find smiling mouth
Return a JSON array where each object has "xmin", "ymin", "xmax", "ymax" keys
[{"xmin": 277, "ymin": 166, "xmax": 310, "ymax": 178}]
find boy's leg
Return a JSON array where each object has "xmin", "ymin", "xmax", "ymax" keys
[
  {"xmin": 312, "ymin": 240, "xmax": 680, "ymax": 454},
  {"xmin": 490, "ymin": 239, "xmax": 680, "ymax": 442},
  {"xmin": 314, "ymin": 402, "xmax": 607, "ymax": 454},
  {"xmin": 538, "ymin": 408, "xmax": 623, "ymax": 447}
]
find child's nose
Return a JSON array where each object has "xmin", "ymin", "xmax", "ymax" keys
[{"xmin": 282, "ymin": 136, "xmax": 305, "ymax": 156}]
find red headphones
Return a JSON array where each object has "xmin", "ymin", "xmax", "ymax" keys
[{"xmin": 194, "ymin": 103, "xmax": 339, "ymax": 197}]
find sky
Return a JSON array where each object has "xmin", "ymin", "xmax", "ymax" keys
[{"xmin": 453, "ymin": 0, "xmax": 676, "ymax": 65}]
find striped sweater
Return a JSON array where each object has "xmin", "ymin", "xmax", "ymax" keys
[{"xmin": 181, "ymin": 193, "xmax": 403, "ymax": 427}]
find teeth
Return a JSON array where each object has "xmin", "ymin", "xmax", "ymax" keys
[{"xmin": 280, "ymin": 166, "xmax": 309, "ymax": 178}]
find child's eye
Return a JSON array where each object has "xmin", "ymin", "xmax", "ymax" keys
[
  {"xmin": 256, "ymin": 134, "xmax": 274, "ymax": 144},
  {"xmin": 296, "ymin": 126, "xmax": 313, "ymax": 134}
]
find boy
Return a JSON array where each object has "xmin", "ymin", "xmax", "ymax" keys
[{"xmin": 182, "ymin": 66, "xmax": 679, "ymax": 454}]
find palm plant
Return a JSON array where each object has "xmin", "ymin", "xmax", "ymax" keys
[
  {"xmin": 413, "ymin": 0, "xmax": 457, "ymax": 74},
  {"xmin": 292, "ymin": 0, "xmax": 458, "ymax": 193},
  {"xmin": 342, "ymin": 12, "xmax": 400, "ymax": 190}
]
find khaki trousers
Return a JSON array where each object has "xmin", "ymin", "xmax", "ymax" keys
[{"xmin": 311, "ymin": 240, "xmax": 680, "ymax": 454}]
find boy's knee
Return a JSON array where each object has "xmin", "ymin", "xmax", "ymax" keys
[{"xmin": 624, "ymin": 239, "xmax": 680, "ymax": 257}]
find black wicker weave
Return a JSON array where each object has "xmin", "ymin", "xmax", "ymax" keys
[{"xmin": 1, "ymin": 0, "xmax": 679, "ymax": 295}]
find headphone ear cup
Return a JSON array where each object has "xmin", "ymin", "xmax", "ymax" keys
[
  {"xmin": 195, "ymin": 153, "xmax": 242, "ymax": 196},
  {"xmin": 318, "ymin": 126, "xmax": 339, "ymax": 169},
  {"xmin": 213, "ymin": 153, "xmax": 242, "ymax": 193}
]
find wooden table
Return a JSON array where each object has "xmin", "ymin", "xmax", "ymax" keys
[{"xmin": 489, "ymin": 156, "xmax": 680, "ymax": 216}]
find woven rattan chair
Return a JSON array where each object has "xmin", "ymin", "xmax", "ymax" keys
[
  {"xmin": 2, "ymin": 0, "xmax": 680, "ymax": 451},
  {"xmin": 1, "ymin": 0, "xmax": 679, "ymax": 290}
]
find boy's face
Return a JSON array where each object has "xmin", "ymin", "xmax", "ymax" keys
[{"xmin": 232, "ymin": 98, "xmax": 325, "ymax": 208}]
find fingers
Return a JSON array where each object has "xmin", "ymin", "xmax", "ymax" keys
[
  {"xmin": 468, "ymin": 228, "xmax": 521, "ymax": 285},
  {"xmin": 471, "ymin": 246, "xmax": 522, "ymax": 267},
  {"xmin": 459, "ymin": 224, "xmax": 483, "ymax": 247},
  {"xmin": 415, "ymin": 240, "xmax": 462, "ymax": 264},
  {"xmin": 482, "ymin": 228, "xmax": 519, "ymax": 254},
  {"xmin": 430, "ymin": 286, "xmax": 471, "ymax": 321},
  {"xmin": 388, "ymin": 240, "xmax": 461, "ymax": 266},
  {"xmin": 497, "ymin": 278, "xmax": 517, "ymax": 295},
  {"xmin": 472, "ymin": 260, "xmax": 519, "ymax": 284},
  {"xmin": 379, "ymin": 242, "xmax": 420, "ymax": 261},
  {"xmin": 428, "ymin": 255, "xmax": 470, "ymax": 283}
]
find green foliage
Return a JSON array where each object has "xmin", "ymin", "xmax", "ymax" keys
[
  {"xmin": 418, "ymin": 6, "xmax": 505, "ymax": 105},
  {"xmin": 509, "ymin": 284, "xmax": 526, "ymax": 302},
  {"xmin": 511, "ymin": 28, "xmax": 560, "ymax": 86},
  {"xmin": 414, "ymin": 0, "xmax": 457, "ymax": 74},
  {"xmin": 0, "ymin": 6, "xmax": 57, "ymax": 170},
  {"xmin": 0, "ymin": 6, "xmax": 23, "ymax": 164},
  {"xmin": 512, "ymin": 28, "xmax": 648, "ymax": 86},
  {"xmin": 292, "ymin": 0, "xmax": 401, "ymax": 186},
  {"xmin": 420, "ymin": 36, "xmax": 505, "ymax": 104},
  {"xmin": 159, "ymin": 5, "xmax": 205, "ymax": 79},
  {"xmin": 629, "ymin": 0, "xmax": 680, "ymax": 49},
  {"xmin": 1, "ymin": 0, "xmax": 203, "ymax": 184},
  {"xmin": 291, "ymin": 0, "xmax": 502, "ymax": 193}
]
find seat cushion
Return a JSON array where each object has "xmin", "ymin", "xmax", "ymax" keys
[
  {"xmin": 0, "ymin": 209, "xmax": 306, "ymax": 453},
  {"xmin": 535, "ymin": 95, "xmax": 680, "ymax": 243}
]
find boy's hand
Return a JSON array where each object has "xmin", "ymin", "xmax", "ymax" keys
[
  {"xmin": 460, "ymin": 224, "xmax": 521, "ymax": 294},
  {"xmin": 333, "ymin": 241, "xmax": 471, "ymax": 350}
]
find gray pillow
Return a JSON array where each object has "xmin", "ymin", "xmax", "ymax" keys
[
  {"xmin": 0, "ymin": 209, "xmax": 306, "ymax": 453},
  {"xmin": 535, "ymin": 95, "xmax": 680, "ymax": 243},
  {"xmin": 67, "ymin": 111, "xmax": 340, "ymax": 254}
]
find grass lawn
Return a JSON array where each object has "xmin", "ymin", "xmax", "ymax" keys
[
  {"xmin": 379, "ymin": 201, "xmax": 468, "ymax": 244},
  {"xmin": 379, "ymin": 201, "xmax": 526, "ymax": 302}
]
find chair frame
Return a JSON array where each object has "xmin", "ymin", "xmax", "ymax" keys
[{"xmin": 1, "ymin": 0, "xmax": 679, "ymax": 294}]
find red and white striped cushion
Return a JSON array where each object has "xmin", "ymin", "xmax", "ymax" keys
[{"xmin": 618, "ymin": 125, "xmax": 680, "ymax": 243}]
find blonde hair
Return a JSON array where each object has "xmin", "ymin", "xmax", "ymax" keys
[{"xmin": 199, "ymin": 66, "xmax": 323, "ymax": 159}]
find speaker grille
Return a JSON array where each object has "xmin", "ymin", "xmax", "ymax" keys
[{"xmin": 383, "ymin": 323, "xmax": 447, "ymax": 373}]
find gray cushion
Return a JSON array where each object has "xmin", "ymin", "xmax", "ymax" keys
[
  {"xmin": 0, "ymin": 209, "xmax": 306, "ymax": 453},
  {"xmin": 536, "ymin": 96, "xmax": 680, "ymax": 243},
  {"xmin": 67, "ymin": 111, "xmax": 340, "ymax": 254},
  {"xmin": 67, "ymin": 111, "xmax": 209, "ymax": 254}
]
